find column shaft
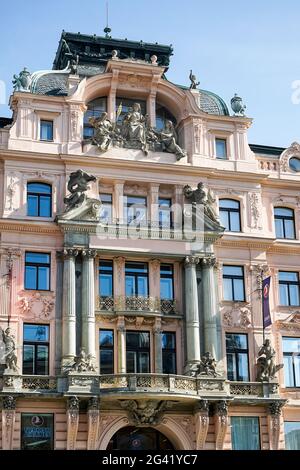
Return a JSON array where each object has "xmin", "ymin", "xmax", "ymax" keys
[
  {"xmin": 62, "ymin": 250, "xmax": 77, "ymax": 362},
  {"xmin": 154, "ymin": 319, "xmax": 163, "ymax": 373},
  {"xmin": 117, "ymin": 317, "xmax": 126, "ymax": 373},
  {"xmin": 201, "ymin": 257, "xmax": 219, "ymax": 360},
  {"xmin": 82, "ymin": 250, "xmax": 96, "ymax": 359},
  {"xmin": 184, "ymin": 257, "xmax": 201, "ymax": 366}
]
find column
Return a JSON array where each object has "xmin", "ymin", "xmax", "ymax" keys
[
  {"xmin": 201, "ymin": 256, "xmax": 219, "ymax": 361},
  {"xmin": 154, "ymin": 318, "xmax": 163, "ymax": 374},
  {"xmin": 1, "ymin": 396, "xmax": 16, "ymax": 450},
  {"xmin": 55, "ymin": 252, "xmax": 64, "ymax": 374},
  {"xmin": 117, "ymin": 316, "xmax": 126, "ymax": 373},
  {"xmin": 62, "ymin": 249, "xmax": 78, "ymax": 367},
  {"xmin": 184, "ymin": 256, "xmax": 201, "ymax": 369},
  {"xmin": 82, "ymin": 249, "xmax": 96, "ymax": 363}
]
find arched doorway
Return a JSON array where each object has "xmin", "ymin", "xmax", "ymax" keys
[{"xmin": 107, "ymin": 426, "xmax": 175, "ymax": 450}]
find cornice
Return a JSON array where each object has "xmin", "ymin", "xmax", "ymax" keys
[
  {"xmin": 216, "ymin": 236, "xmax": 300, "ymax": 253},
  {"xmin": 0, "ymin": 219, "xmax": 60, "ymax": 234}
]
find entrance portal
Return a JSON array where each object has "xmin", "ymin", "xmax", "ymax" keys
[{"xmin": 107, "ymin": 426, "xmax": 175, "ymax": 450}]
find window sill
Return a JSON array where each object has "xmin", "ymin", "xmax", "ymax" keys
[
  {"xmin": 24, "ymin": 289, "xmax": 53, "ymax": 294},
  {"xmin": 25, "ymin": 217, "xmax": 54, "ymax": 222}
]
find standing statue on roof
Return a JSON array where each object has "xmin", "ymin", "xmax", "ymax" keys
[{"xmin": 189, "ymin": 70, "xmax": 200, "ymax": 89}]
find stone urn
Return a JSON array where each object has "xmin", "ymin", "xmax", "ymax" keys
[{"xmin": 231, "ymin": 93, "xmax": 246, "ymax": 116}]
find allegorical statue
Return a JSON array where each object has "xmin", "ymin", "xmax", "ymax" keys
[
  {"xmin": 72, "ymin": 348, "xmax": 96, "ymax": 373},
  {"xmin": 121, "ymin": 103, "xmax": 148, "ymax": 154},
  {"xmin": 183, "ymin": 182, "xmax": 219, "ymax": 223},
  {"xmin": 64, "ymin": 169, "xmax": 96, "ymax": 212},
  {"xmin": 189, "ymin": 70, "xmax": 200, "ymax": 90},
  {"xmin": 12, "ymin": 67, "xmax": 32, "ymax": 92},
  {"xmin": 1, "ymin": 327, "xmax": 18, "ymax": 372},
  {"xmin": 89, "ymin": 112, "xmax": 114, "ymax": 151},
  {"xmin": 156, "ymin": 120, "xmax": 187, "ymax": 160},
  {"xmin": 256, "ymin": 339, "xmax": 283, "ymax": 381},
  {"xmin": 188, "ymin": 352, "xmax": 219, "ymax": 377}
]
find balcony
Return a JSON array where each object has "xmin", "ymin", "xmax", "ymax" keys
[
  {"xmin": 96, "ymin": 296, "xmax": 178, "ymax": 315},
  {"xmin": 0, "ymin": 373, "xmax": 280, "ymax": 401}
]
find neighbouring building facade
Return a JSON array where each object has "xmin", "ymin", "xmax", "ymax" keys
[{"xmin": 0, "ymin": 29, "xmax": 300, "ymax": 451}]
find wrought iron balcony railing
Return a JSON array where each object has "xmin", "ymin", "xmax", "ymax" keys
[{"xmin": 96, "ymin": 296, "xmax": 178, "ymax": 314}]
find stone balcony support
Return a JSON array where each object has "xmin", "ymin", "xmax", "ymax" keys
[
  {"xmin": 1, "ymin": 396, "xmax": 16, "ymax": 450},
  {"xmin": 81, "ymin": 249, "xmax": 96, "ymax": 365},
  {"xmin": 66, "ymin": 396, "xmax": 79, "ymax": 451},
  {"xmin": 62, "ymin": 249, "xmax": 78, "ymax": 368},
  {"xmin": 87, "ymin": 397, "xmax": 100, "ymax": 450},
  {"xmin": 184, "ymin": 256, "xmax": 201, "ymax": 369}
]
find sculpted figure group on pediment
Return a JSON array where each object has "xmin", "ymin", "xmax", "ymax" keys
[{"xmin": 89, "ymin": 102, "xmax": 187, "ymax": 160}]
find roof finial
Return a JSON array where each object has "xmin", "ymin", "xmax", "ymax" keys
[{"xmin": 104, "ymin": 1, "xmax": 112, "ymax": 38}]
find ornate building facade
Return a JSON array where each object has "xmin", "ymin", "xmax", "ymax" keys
[{"xmin": 0, "ymin": 30, "xmax": 300, "ymax": 451}]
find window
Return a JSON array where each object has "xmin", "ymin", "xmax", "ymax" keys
[
  {"xmin": 21, "ymin": 413, "xmax": 54, "ymax": 450},
  {"xmin": 283, "ymin": 337, "xmax": 300, "ymax": 387},
  {"xmin": 25, "ymin": 253, "xmax": 50, "ymax": 291},
  {"xmin": 40, "ymin": 120, "xmax": 53, "ymax": 141},
  {"xmin": 100, "ymin": 194, "xmax": 113, "ymax": 223},
  {"xmin": 116, "ymin": 97, "xmax": 146, "ymax": 124},
  {"xmin": 83, "ymin": 97, "xmax": 107, "ymax": 139},
  {"xmin": 284, "ymin": 422, "xmax": 300, "ymax": 450},
  {"xmin": 160, "ymin": 265, "xmax": 174, "ymax": 300},
  {"xmin": 124, "ymin": 195, "xmax": 147, "ymax": 226},
  {"xmin": 274, "ymin": 207, "xmax": 295, "ymax": 239},
  {"xmin": 279, "ymin": 271, "xmax": 300, "ymax": 306},
  {"xmin": 231, "ymin": 417, "xmax": 260, "ymax": 450},
  {"xmin": 159, "ymin": 198, "xmax": 173, "ymax": 229},
  {"xmin": 226, "ymin": 333, "xmax": 249, "ymax": 381},
  {"xmin": 215, "ymin": 138, "xmax": 227, "ymax": 159},
  {"xmin": 27, "ymin": 183, "xmax": 52, "ymax": 217},
  {"xmin": 223, "ymin": 266, "xmax": 245, "ymax": 301},
  {"xmin": 155, "ymin": 104, "xmax": 176, "ymax": 131},
  {"xmin": 219, "ymin": 199, "xmax": 241, "ymax": 232},
  {"xmin": 99, "ymin": 330, "xmax": 114, "ymax": 374},
  {"xmin": 125, "ymin": 262, "xmax": 148, "ymax": 297},
  {"xmin": 23, "ymin": 324, "xmax": 49, "ymax": 375},
  {"xmin": 162, "ymin": 332, "xmax": 176, "ymax": 374},
  {"xmin": 99, "ymin": 260, "xmax": 113, "ymax": 297},
  {"xmin": 126, "ymin": 331, "xmax": 150, "ymax": 373}
]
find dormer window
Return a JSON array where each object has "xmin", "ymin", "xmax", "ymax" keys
[
  {"xmin": 216, "ymin": 138, "xmax": 227, "ymax": 159},
  {"xmin": 40, "ymin": 120, "xmax": 53, "ymax": 141}
]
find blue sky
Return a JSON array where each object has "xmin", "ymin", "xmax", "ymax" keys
[{"xmin": 0, "ymin": 0, "xmax": 299, "ymax": 147}]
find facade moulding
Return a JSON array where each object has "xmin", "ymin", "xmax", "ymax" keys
[{"xmin": 0, "ymin": 221, "xmax": 61, "ymax": 234}]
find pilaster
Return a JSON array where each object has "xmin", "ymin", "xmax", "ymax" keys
[
  {"xmin": 87, "ymin": 397, "xmax": 100, "ymax": 450},
  {"xmin": 194, "ymin": 400, "xmax": 209, "ymax": 450},
  {"xmin": 62, "ymin": 249, "xmax": 78, "ymax": 370},
  {"xmin": 1, "ymin": 396, "xmax": 16, "ymax": 450},
  {"xmin": 154, "ymin": 317, "xmax": 163, "ymax": 374},
  {"xmin": 117, "ymin": 316, "xmax": 126, "ymax": 373},
  {"xmin": 66, "ymin": 396, "xmax": 79, "ymax": 451}
]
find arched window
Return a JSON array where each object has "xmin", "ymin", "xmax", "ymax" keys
[
  {"xmin": 155, "ymin": 103, "xmax": 176, "ymax": 130},
  {"xmin": 274, "ymin": 207, "xmax": 295, "ymax": 239},
  {"xmin": 219, "ymin": 199, "xmax": 241, "ymax": 232},
  {"xmin": 83, "ymin": 97, "xmax": 107, "ymax": 139},
  {"xmin": 27, "ymin": 183, "xmax": 52, "ymax": 217}
]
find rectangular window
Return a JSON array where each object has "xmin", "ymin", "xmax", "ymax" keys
[
  {"xmin": 124, "ymin": 195, "xmax": 147, "ymax": 226},
  {"xmin": 283, "ymin": 337, "xmax": 300, "ymax": 387},
  {"xmin": 223, "ymin": 265, "xmax": 245, "ymax": 301},
  {"xmin": 27, "ymin": 183, "xmax": 52, "ymax": 218},
  {"xmin": 99, "ymin": 260, "xmax": 113, "ymax": 297},
  {"xmin": 23, "ymin": 324, "xmax": 49, "ymax": 375},
  {"xmin": 219, "ymin": 199, "xmax": 241, "ymax": 232},
  {"xmin": 21, "ymin": 413, "xmax": 54, "ymax": 450},
  {"xmin": 216, "ymin": 138, "xmax": 227, "ymax": 159},
  {"xmin": 226, "ymin": 333, "xmax": 249, "ymax": 381},
  {"xmin": 279, "ymin": 271, "xmax": 300, "ymax": 306},
  {"xmin": 274, "ymin": 207, "xmax": 295, "ymax": 239},
  {"xmin": 160, "ymin": 264, "xmax": 174, "ymax": 300},
  {"xmin": 231, "ymin": 417, "xmax": 260, "ymax": 450},
  {"xmin": 25, "ymin": 252, "xmax": 50, "ymax": 291},
  {"xmin": 100, "ymin": 193, "xmax": 113, "ymax": 223},
  {"xmin": 284, "ymin": 422, "xmax": 300, "ymax": 450},
  {"xmin": 162, "ymin": 332, "xmax": 176, "ymax": 374},
  {"xmin": 99, "ymin": 330, "xmax": 114, "ymax": 374},
  {"xmin": 159, "ymin": 198, "xmax": 173, "ymax": 229},
  {"xmin": 126, "ymin": 331, "xmax": 150, "ymax": 373},
  {"xmin": 40, "ymin": 120, "xmax": 53, "ymax": 141},
  {"xmin": 125, "ymin": 262, "xmax": 148, "ymax": 297}
]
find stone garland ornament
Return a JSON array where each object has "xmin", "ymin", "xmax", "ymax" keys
[
  {"xmin": 88, "ymin": 102, "xmax": 187, "ymax": 160},
  {"xmin": 256, "ymin": 339, "xmax": 283, "ymax": 381}
]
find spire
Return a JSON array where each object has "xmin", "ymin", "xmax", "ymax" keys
[{"xmin": 103, "ymin": 1, "xmax": 112, "ymax": 38}]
